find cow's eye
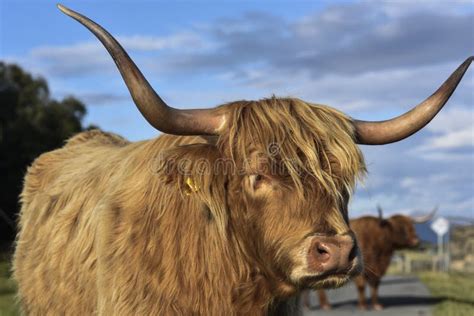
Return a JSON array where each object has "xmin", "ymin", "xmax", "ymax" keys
[{"xmin": 249, "ymin": 174, "xmax": 266, "ymax": 190}]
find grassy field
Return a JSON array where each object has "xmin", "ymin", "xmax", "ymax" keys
[
  {"xmin": 419, "ymin": 271, "xmax": 474, "ymax": 316},
  {"xmin": 0, "ymin": 256, "xmax": 18, "ymax": 316}
]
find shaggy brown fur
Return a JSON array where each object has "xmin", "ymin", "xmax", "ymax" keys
[
  {"xmin": 13, "ymin": 98, "xmax": 366, "ymax": 315},
  {"xmin": 313, "ymin": 213, "xmax": 421, "ymax": 311}
]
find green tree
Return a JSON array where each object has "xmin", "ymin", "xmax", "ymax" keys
[{"xmin": 0, "ymin": 62, "xmax": 88, "ymax": 245}]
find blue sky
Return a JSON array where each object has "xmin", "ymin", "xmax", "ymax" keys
[{"xmin": 1, "ymin": 0, "xmax": 473, "ymax": 220}]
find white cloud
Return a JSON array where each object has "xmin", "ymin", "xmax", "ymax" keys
[
  {"xmin": 14, "ymin": 32, "xmax": 205, "ymax": 77},
  {"xmin": 31, "ymin": 32, "xmax": 203, "ymax": 57},
  {"xmin": 422, "ymin": 128, "xmax": 473, "ymax": 150},
  {"xmin": 412, "ymin": 107, "xmax": 474, "ymax": 158},
  {"xmin": 425, "ymin": 108, "xmax": 474, "ymax": 134},
  {"xmin": 375, "ymin": 0, "xmax": 474, "ymax": 18},
  {"xmin": 416, "ymin": 152, "xmax": 473, "ymax": 161},
  {"xmin": 117, "ymin": 32, "xmax": 204, "ymax": 51},
  {"xmin": 31, "ymin": 42, "xmax": 102, "ymax": 59}
]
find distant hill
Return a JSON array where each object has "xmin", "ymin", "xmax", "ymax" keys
[
  {"xmin": 416, "ymin": 219, "xmax": 474, "ymax": 245},
  {"xmin": 415, "ymin": 222, "xmax": 438, "ymax": 244}
]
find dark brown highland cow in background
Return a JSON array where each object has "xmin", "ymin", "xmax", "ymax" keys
[
  {"xmin": 311, "ymin": 206, "xmax": 436, "ymax": 311},
  {"xmin": 12, "ymin": 4, "xmax": 472, "ymax": 315}
]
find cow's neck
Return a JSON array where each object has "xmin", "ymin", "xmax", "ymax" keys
[{"xmin": 227, "ymin": 231, "xmax": 298, "ymax": 313}]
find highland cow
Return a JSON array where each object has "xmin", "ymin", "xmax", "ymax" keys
[
  {"xmin": 13, "ymin": 4, "xmax": 472, "ymax": 315},
  {"xmin": 310, "ymin": 206, "xmax": 436, "ymax": 311}
]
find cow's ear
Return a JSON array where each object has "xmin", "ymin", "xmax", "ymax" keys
[{"xmin": 157, "ymin": 143, "xmax": 229, "ymax": 234}]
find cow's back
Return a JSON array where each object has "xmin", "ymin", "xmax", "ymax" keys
[
  {"xmin": 13, "ymin": 129, "xmax": 209, "ymax": 314},
  {"xmin": 13, "ymin": 130, "xmax": 133, "ymax": 315}
]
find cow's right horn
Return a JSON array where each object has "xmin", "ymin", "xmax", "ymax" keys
[
  {"xmin": 412, "ymin": 207, "xmax": 438, "ymax": 223},
  {"xmin": 354, "ymin": 57, "xmax": 473, "ymax": 145},
  {"xmin": 57, "ymin": 4, "xmax": 225, "ymax": 136}
]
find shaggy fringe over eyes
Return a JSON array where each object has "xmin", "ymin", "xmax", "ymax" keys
[{"xmin": 219, "ymin": 97, "xmax": 366, "ymax": 201}]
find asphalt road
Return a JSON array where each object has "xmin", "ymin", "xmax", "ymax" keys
[{"xmin": 301, "ymin": 275, "xmax": 435, "ymax": 316}]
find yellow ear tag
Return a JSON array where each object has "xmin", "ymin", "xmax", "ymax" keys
[{"xmin": 185, "ymin": 177, "xmax": 200, "ymax": 195}]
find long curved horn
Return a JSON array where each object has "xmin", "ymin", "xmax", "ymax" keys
[
  {"xmin": 377, "ymin": 204, "xmax": 383, "ymax": 221},
  {"xmin": 412, "ymin": 206, "xmax": 438, "ymax": 223},
  {"xmin": 57, "ymin": 4, "xmax": 225, "ymax": 135},
  {"xmin": 354, "ymin": 57, "xmax": 473, "ymax": 145}
]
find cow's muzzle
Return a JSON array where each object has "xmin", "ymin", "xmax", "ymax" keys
[{"xmin": 307, "ymin": 233, "xmax": 359, "ymax": 275}]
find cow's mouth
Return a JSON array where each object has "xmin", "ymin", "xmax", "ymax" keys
[
  {"xmin": 409, "ymin": 238, "xmax": 420, "ymax": 248},
  {"xmin": 300, "ymin": 259, "xmax": 362, "ymax": 289}
]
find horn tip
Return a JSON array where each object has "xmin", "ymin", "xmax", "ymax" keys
[
  {"xmin": 462, "ymin": 56, "xmax": 473, "ymax": 68},
  {"xmin": 57, "ymin": 3, "xmax": 71, "ymax": 15}
]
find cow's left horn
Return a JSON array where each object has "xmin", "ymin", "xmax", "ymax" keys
[
  {"xmin": 412, "ymin": 207, "xmax": 438, "ymax": 223},
  {"xmin": 57, "ymin": 4, "xmax": 225, "ymax": 135},
  {"xmin": 377, "ymin": 204, "xmax": 384, "ymax": 221},
  {"xmin": 354, "ymin": 57, "xmax": 473, "ymax": 145}
]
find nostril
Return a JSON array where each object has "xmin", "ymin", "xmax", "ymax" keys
[
  {"xmin": 314, "ymin": 243, "xmax": 331, "ymax": 262},
  {"xmin": 317, "ymin": 245, "xmax": 328, "ymax": 255},
  {"xmin": 348, "ymin": 244, "xmax": 358, "ymax": 262}
]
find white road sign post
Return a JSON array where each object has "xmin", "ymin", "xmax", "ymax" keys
[{"xmin": 431, "ymin": 217, "xmax": 449, "ymax": 271}]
